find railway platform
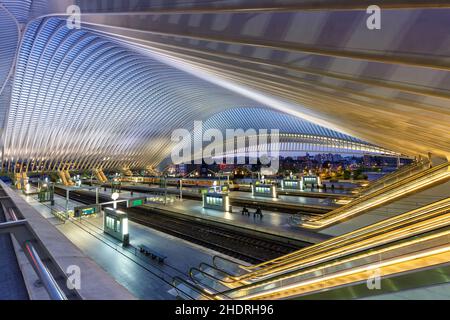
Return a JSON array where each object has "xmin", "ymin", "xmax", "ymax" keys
[
  {"xmin": 87, "ymin": 185, "xmax": 331, "ymax": 244},
  {"xmin": 104, "ymin": 183, "xmax": 339, "ymax": 215},
  {"xmin": 16, "ymin": 186, "xmax": 246, "ymax": 299},
  {"xmin": 1, "ymin": 181, "xmax": 135, "ymax": 300}
]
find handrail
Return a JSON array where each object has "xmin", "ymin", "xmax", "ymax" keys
[
  {"xmin": 206, "ymin": 198, "xmax": 450, "ymax": 284},
  {"xmin": 322, "ymin": 161, "xmax": 448, "ymax": 216},
  {"xmin": 199, "ymin": 262, "xmax": 235, "ymax": 278},
  {"xmin": 221, "ymin": 227, "xmax": 450, "ymax": 299},
  {"xmin": 302, "ymin": 161, "xmax": 450, "ymax": 228},
  {"xmin": 212, "ymin": 255, "xmax": 252, "ymax": 274},
  {"xmin": 189, "ymin": 267, "xmax": 233, "ymax": 293},
  {"xmin": 0, "ymin": 215, "xmax": 67, "ymax": 300},
  {"xmin": 215, "ymin": 198, "xmax": 450, "ymax": 273},
  {"xmin": 355, "ymin": 160, "xmax": 427, "ymax": 194},
  {"xmin": 213, "ymin": 208, "xmax": 450, "ymax": 284},
  {"xmin": 172, "ymin": 276, "xmax": 216, "ymax": 300},
  {"xmin": 0, "ymin": 202, "xmax": 69, "ymax": 300},
  {"xmin": 24, "ymin": 241, "xmax": 67, "ymax": 300}
]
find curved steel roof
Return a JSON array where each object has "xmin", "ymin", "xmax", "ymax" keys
[
  {"xmin": 3, "ymin": 1, "xmax": 448, "ymax": 170},
  {"xmin": 64, "ymin": 0, "xmax": 449, "ymax": 158},
  {"xmin": 202, "ymin": 108, "xmax": 366, "ymax": 142}
]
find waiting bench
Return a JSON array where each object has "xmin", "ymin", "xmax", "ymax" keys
[{"xmin": 138, "ymin": 244, "xmax": 167, "ymax": 263}]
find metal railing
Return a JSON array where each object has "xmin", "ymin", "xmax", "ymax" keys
[
  {"xmin": 180, "ymin": 198, "xmax": 450, "ymax": 291},
  {"xmin": 177, "ymin": 199, "xmax": 450, "ymax": 299},
  {"xmin": 0, "ymin": 184, "xmax": 81, "ymax": 300},
  {"xmin": 23, "ymin": 240, "xmax": 67, "ymax": 300},
  {"xmin": 353, "ymin": 160, "xmax": 428, "ymax": 195},
  {"xmin": 301, "ymin": 161, "xmax": 450, "ymax": 228}
]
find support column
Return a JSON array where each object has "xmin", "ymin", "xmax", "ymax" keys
[{"xmin": 65, "ymin": 189, "xmax": 69, "ymax": 215}]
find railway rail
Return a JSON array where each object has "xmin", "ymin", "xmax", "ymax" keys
[{"xmin": 53, "ymin": 187, "xmax": 305, "ymax": 264}]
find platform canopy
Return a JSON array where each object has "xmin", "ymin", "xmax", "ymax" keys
[{"xmin": 1, "ymin": 1, "xmax": 449, "ymax": 170}]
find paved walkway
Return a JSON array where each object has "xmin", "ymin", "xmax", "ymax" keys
[{"xmin": 18, "ymin": 189, "xmax": 245, "ymax": 299}]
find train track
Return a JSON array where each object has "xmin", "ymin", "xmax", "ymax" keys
[
  {"xmin": 127, "ymin": 211, "xmax": 298, "ymax": 264},
  {"xmin": 53, "ymin": 187, "xmax": 303, "ymax": 264}
]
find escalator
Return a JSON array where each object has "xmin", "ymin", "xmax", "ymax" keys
[
  {"xmin": 173, "ymin": 198, "xmax": 450, "ymax": 299},
  {"xmin": 354, "ymin": 160, "xmax": 428, "ymax": 196},
  {"xmin": 299, "ymin": 161, "xmax": 450, "ymax": 229}
]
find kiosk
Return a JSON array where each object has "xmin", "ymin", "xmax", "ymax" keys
[
  {"xmin": 281, "ymin": 179, "xmax": 303, "ymax": 190},
  {"xmin": 202, "ymin": 186, "xmax": 231, "ymax": 212},
  {"xmin": 251, "ymin": 183, "xmax": 277, "ymax": 198},
  {"xmin": 103, "ymin": 207, "xmax": 129, "ymax": 246},
  {"xmin": 302, "ymin": 175, "xmax": 322, "ymax": 187}
]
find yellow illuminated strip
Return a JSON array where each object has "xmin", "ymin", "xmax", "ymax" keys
[
  {"xmin": 219, "ymin": 198, "xmax": 450, "ymax": 277},
  {"xmin": 302, "ymin": 163, "xmax": 450, "ymax": 229},
  {"xmin": 220, "ymin": 228, "xmax": 450, "ymax": 299},
  {"xmin": 224, "ymin": 211, "xmax": 450, "ymax": 284},
  {"xmin": 187, "ymin": 201, "xmax": 450, "ymax": 299},
  {"xmin": 245, "ymin": 244, "xmax": 450, "ymax": 300}
]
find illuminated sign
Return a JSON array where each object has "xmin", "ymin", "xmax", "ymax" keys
[
  {"xmin": 127, "ymin": 197, "xmax": 146, "ymax": 207},
  {"xmin": 74, "ymin": 204, "xmax": 100, "ymax": 217},
  {"xmin": 82, "ymin": 207, "xmax": 96, "ymax": 215}
]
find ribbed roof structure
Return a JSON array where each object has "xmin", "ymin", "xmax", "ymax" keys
[{"xmin": 2, "ymin": 1, "xmax": 448, "ymax": 170}]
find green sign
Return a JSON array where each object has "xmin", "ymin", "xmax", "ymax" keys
[
  {"xmin": 74, "ymin": 204, "xmax": 100, "ymax": 217},
  {"xmin": 132, "ymin": 199, "xmax": 143, "ymax": 206},
  {"xmin": 128, "ymin": 197, "xmax": 146, "ymax": 207},
  {"xmin": 82, "ymin": 207, "xmax": 96, "ymax": 215}
]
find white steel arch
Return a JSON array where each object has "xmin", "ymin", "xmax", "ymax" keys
[{"xmin": 1, "ymin": 8, "xmax": 403, "ymax": 172}]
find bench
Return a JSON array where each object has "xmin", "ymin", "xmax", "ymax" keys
[{"xmin": 138, "ymin": 244, "xmax": 167, "ymax": 263}]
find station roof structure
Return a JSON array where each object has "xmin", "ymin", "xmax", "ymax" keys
[{"xmin": 1, "ymin": 0, "xmax": 449, "ymax": 170}]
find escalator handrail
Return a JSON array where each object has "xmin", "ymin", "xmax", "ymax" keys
[
  {"xmin": 216, "ymin": 226, "xmax": 450, "ymax": 299},
  {"xmin": 199, "ymin": 262, "xmax": 235, "ymax": 278},
  {"xmin": 189, "ymin": 267, "xmax": 236, "ymax": 296},
  {"xmin": 217, "ymin": 198, "xmax": 450, "ymax": 273},
  {"xmin": 303, "ymin": 161, "xmax": 450, "ymax": 226},
  {"xmin": 213, "ymin": 208, "xmax": 450, "ymax": 284},
  {"xmin": 355, "ymin": 160, "xmax": 427, "ymax": 194},
  {"xmin": 212, "ymin": 255, "xmax": 252, "ymax": 273},
  {"xmin": 210, "ymin": 199, "xmax": 450, "ymax": 279},
  {"xmin": 230, "ymin": 211, "xmax": 450, "ymax": 283},
  {"xmin": 172, "ymin": 276, "xmax": 215, "ymax": 300}
]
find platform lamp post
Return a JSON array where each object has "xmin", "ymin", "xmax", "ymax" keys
[
  {"xmin": 163, "ymin": 175, "xmax": 168, "ymax": 205},
  {"xmin": 207, "ymin": 169, "xmax": 221, "ymax": 189},
  {"xmin": 111, "ymin": 192, "xmax": 119, "ymax": 209},
  {"xmin": 65, "ymin": 189, "xmax": 70, "ymax": 217},
  {"xmin": 157, "ymin": 165, "xmax": 173, "ymax": 205}
]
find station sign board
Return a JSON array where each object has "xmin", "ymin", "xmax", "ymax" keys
[
  {"xmin": 74, "ymin": 204, "xmax": 101, "ymax": 217},
  {"xmin": 127, "ymin": 197, "xmax": 147, "ymax": 208}
]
